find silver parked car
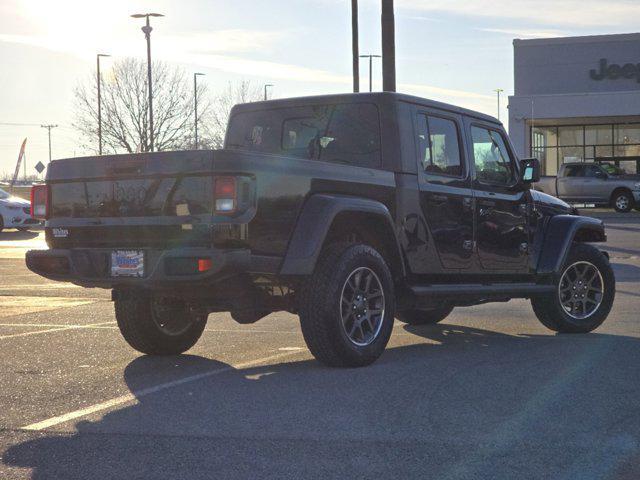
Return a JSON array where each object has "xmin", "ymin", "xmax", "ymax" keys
[
  {"xmin": 0, "ymin": 187, "xmax": 39, "ymax": 232},
  {"xmin": 535, "ymin": 162, "xmax": 640, "ymax": 212}
]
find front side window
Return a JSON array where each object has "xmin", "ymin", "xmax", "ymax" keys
[
  {"xmin": 471, "ymin": 126, "xmax": 516, "ymax": 185},
  {"xmin": 416, "ymin": 114, "xmax": 463, "ymax": 177},
  {"xmin": 227, "ymin": 103, "xmax": 381, "ymax": 168}
]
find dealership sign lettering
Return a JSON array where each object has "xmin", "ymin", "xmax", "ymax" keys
[{"xmin": 590, "ymin": 58, "xmax": 640, "ymax": 82}]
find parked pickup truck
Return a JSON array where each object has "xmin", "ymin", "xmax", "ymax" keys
[
  {"xmin": 535, "ymin": 162, "xmax": 640, "ymax": 213},
  {"xmin": 26, "ymin": 93, "xmax": 615, "ymax": 367}
]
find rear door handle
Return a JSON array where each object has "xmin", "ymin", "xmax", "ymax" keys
[{"xmin": 431, "ymin": 194, "xmax": 448, "ymax": 203}]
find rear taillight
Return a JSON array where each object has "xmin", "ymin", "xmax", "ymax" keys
[
  {"xmin": 30, "ymin": 185, "xmax": 49, "ymax": 219},
  {"xmin": 214, "ymin": 176, "xmax": 236, "ymax": 214}
]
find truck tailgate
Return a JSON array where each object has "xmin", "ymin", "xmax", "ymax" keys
[{"xmin": 45, "ymin": 150, "xmax": 253, "ymax": 249}]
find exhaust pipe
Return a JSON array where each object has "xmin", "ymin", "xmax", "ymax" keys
[{"xmin": 381, "ymin": 0, "xmax": 396, "ymax": 92}]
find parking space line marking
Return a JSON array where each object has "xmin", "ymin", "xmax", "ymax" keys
[
  {"xmin": 0, "ymin": 321, "xmax": 115, "ymax": 339},
  {"xmin": 0, "ymin": 322, "xmax": 116, "ymax": 328},
  {"xmin": 21, "ymin": 350, "xmax": 303, "ymax": 431}
]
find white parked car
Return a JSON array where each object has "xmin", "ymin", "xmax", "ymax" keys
[{"xmin": 0, "ymin": 187, "xmax": 40, "ymax": 232}]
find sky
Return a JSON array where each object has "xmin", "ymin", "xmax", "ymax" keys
[{"xmin": 1, "ymin": 0, "xmax": 640, "ymax": 177}]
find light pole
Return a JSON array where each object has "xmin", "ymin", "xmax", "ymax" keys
[
  {"xmin": 381, "ymin": 0, "xmax": 396, "ymax": 92},
  {"xmin": 351, "ymin": 0, "xmax": 360, "ymax": 93},
  {"xmin": 194, "ymin": 72, "xmax": 205, "ymax": 150},
  {"xmin": 264, "ymin": 83, "xmax": 274, "ymax": 101},
  {"xmin": 131, "ymin": 12, "xmax": 164, "ymax": 152},
  {"xmin": 97, "ymin": 53, "xmax": 110, "ymax": 155},
  {"xmin": 494, "ymin": 88, "xmax": 504, "ymax": 121},
  {"xmin": 359, "ymin": 54, "xmax": 381, "ymax": 92},
  {"xmin": 40, "ymin": 124, "xmax": 58, "ymax": 162}
]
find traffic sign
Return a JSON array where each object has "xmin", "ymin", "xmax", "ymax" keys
[{"xmin": 35, "ymin": 161, "xmax": 46, "ymax": 174}]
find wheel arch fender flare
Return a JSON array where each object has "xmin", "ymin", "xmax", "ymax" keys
[
  {"xmin": 279, "ymin": 194, "xmax": 404, "ymax": 277},
  {"xmin": 536, "ymin": 214, "xmax": 606, "ymax": 276}
]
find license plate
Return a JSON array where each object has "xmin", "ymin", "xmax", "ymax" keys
[{"xmin": 111, "ymin": 250, "xmax": 144, "ymax": 277}]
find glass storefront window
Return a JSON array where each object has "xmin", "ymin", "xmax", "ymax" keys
[
  {"xmin": 585, "ymin": 125, "xmax": 613, "ymax": 145},
  {"xmin": 559, "ymin": 146, "xmax": 584, "ymax": 162},
  {"xmin": 532, "ymin": 126, "xmax": 558, "ymax": 147},
  {"xmin": 558, "ymin": 126, "xmax": 583, "ymax": 146},
  {"xmin": 615, "ymin": 124, "xmax": 640, "ymax": 145},
  {"xmin": 619, "ymin": 160, "xmax": 638, "ymax": 174},
  {"xmin": 531, "ymin": 123, "xmax": 640, "ymax": 176},
  {"xmin": 595, "ymin": 146, "xmax": 614, "ymax": 159},
  {"xmin": 615, "ymin": 145, "xmax": 640, "ymax": 157}
]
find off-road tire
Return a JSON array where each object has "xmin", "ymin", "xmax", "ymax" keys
[
  {"xmin": 396, "ymin": 306, "xmax": 454, "ymax": 325},
  {"xmin": 612, "ymin": 190, "xmax": 633, "ymax": 213},
  {"xmin": 115, "ymin": 293, "xmax": 207, "ymax": 355},
  {"xmin": 531, "ymin": 243, "xmax": 615, "ymax": 333},
  {"xmin": 299, "ymin": 243, "xmax": 395, "ymax": 367}
]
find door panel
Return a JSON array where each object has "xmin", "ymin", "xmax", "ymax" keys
[
  {"xmin": 415, "ymin": 111, "xmax": 474, "ymax": 271},
  {"xmin": 468, "ymin": 122, "xmax": 529, "ymax": 272}
]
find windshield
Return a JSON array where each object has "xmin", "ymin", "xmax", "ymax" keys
[
  {"xmin": 600, "ymin": 163, "xmax": 626, "ymax": 175},
  {"xmin": 0, "ymin": 188, "xmax": 10, "ymax": 199}
]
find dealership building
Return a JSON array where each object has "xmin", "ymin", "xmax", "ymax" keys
[{"xmin": 508, "ymin": 32, "xmax": 640, "ymax": 175}]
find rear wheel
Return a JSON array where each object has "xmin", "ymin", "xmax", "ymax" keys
[
  {"xmin": 531, "ymin": 243, "xmax": 615, "ymax": 333},
  {"xmin": 396, "ymin": 306, "xmax": 454, "ymax": 325},
  {"xmin": 299, "ymin": 243, "xmax": 395, "ymax": 367},
  {"xmin": 0, "ymin": 216, "xmax": 4, "ymax": 233},
  {"xmin": 612, "ymin": 190, "xmax": 633, "ymax": 213},
  {"xmin": 115, "ymin": 292, "xmax": 207, "ymax": 355}
]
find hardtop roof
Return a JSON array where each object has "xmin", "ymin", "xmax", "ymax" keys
[{"xmin": 230, "ymin": 92, "xmax": 500, "ymax": 125}]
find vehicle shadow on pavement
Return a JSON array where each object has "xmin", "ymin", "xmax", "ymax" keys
[
  {"xmin": 4, "ymin": 325, "xmax": 640, "ymax": 480},
  {"xmin": 611, "ymin": 262, "xmax": 640, "ymax": 282},
  {"xmin": 0, "ymin": 230, "xmax": 39, "ymax": 241}
]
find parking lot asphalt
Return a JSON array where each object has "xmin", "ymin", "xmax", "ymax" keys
[{"xmin": 0, "ymin": 212, "xmax": 639, "ymax": 479}]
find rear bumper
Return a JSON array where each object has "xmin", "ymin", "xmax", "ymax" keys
[{"xmin": 25, "ymin": 247, "xmax": 259, "ymax": 289}]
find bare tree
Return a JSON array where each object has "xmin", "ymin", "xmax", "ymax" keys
[
  {"xmin": 73, "ymin": 58, "xmax": 212, "ymax": 154},
  {"xmin": 203, "ymin": 80, "xmax": 263, "ymax": 149}
]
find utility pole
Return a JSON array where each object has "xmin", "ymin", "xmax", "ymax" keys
[
  {"xmin": 494, "ymin": 88, "xmax": 504, "ymax": 120},
  {"xmin": 97, "ymin": 53, "xmax": 110, "ymax": 155},
  {"xmin": 351, "ymin": 0, "xmax": 360, "ymax": 92},
  {"xmin": 131, "ymin": 12, "xmax": 164, "ymax": 152},
  {"xmin": 194, "ymin": 72, "xmax": 205, "ymax": 149},
  {"xmin": 264, "ymin": 83, "xmax": 274, "ymax": 101},
  {"xmin": 381, "ymin": 0, "xmax": 396, "ymax": 92},
  {"xmin": 359, "ymin": 54, "xmax": 381, "ymax": 92},
  {"xmin": 41, "ymin": 124, "xmax": 58, "ymax": 162}
]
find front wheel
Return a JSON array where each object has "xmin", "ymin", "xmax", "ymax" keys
[
  {"xmin": 115, "ymin": 292, "xmax": 207, "ymax": 355},
  {"xmin": 531, "ymin": 244, "xmax": 615, "ymax": 333},
  {"xmin": 299, "ymin": 243, "xmax": 395, "ymax": 367}
]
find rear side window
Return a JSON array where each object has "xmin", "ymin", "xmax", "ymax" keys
[
  {"xmin": 227, "ymin": 103, "xmax": 381, "ymax": 168},
  {"xmin": 416, "ymin": 114, "xmax": 463, "ymax": 177},
  {"xmin": 471, "ymin": 126, "xmax": 516, "ymax": 185}
]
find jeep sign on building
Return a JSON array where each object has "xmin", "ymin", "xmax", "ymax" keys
[{"xmin": 508, "ymin": 33, "xmax": 640, "ymax": 176}]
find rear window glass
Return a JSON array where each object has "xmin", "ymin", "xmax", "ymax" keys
[{"xmin": 226, "ymin": 103, "xmax": 381, "ymax": 168}]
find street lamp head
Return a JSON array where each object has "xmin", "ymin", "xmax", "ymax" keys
[
  {"xmin": 131, "ymin": 13, "xmax": 164, "ymax": 18},
  {"xmin": 97, "ymin": 53, "xmax": 111, "ymax": 58},
  {"xmin": 194, "ymin": 72, "xmax": 205, "ymax": 77}
]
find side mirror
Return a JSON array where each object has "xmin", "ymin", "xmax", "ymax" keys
[
  {"xmin": 595, "ymin": 170, "xmax": 608, "ymax": 179},
  {"xmin": 520, "ymin": 158, "xmax": 540, "ymax": 184}
]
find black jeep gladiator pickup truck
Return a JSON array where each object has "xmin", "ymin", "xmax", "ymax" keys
[{"xmin": 26, "ymin": 92, "xmax": 615, "ymax": 367}]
